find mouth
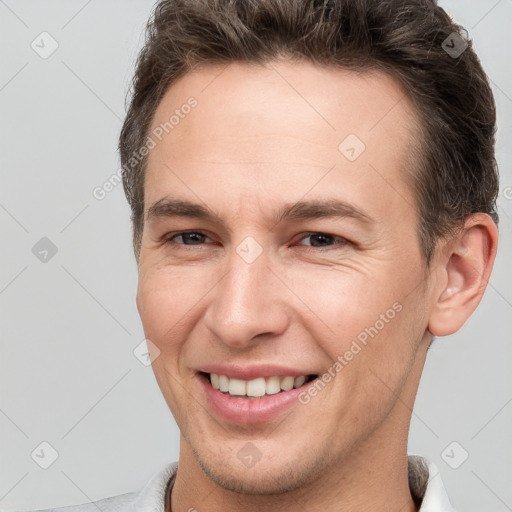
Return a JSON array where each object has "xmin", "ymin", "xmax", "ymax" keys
[
  {"xmin": 195, "ymin": 366, "xmax": 322, "ymax": 424},
  {"xmin": 200, "ymin": 371, "xmax": 317, "ymax": 399}
]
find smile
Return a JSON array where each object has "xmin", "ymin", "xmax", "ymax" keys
[
  {"xmin": 197, "ymin": 369, "xmax": 320, "ymax": 424},
  {"xmin": 207, "ymin": 373, "xmax": 317, "ymax": 399}
]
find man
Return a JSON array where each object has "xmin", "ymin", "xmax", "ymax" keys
[{"xmin": 27, "ymin": 0, "xmax": 500, "ymax": 510}]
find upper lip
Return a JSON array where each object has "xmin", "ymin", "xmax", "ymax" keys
[{"xmin": 196, "ymin": 364, "xmax": 317, "ymax": 381}]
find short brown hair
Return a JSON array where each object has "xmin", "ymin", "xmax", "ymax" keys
[{"xmin": 119, "ymin": 0, "xmax": 499, "ymax": 263}]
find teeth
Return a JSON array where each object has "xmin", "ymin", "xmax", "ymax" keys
[
  {"xmin": 210, "ymin": 373, "xmax": 219, "ymax": 389},
  {"xmin": 293, "ymin": 375, "xmax": 306, "ymax": 388},
  {"xmin": 247, "ymin": 377, "xmax": 266, "ymax": 397},
  {"xmin": 228, "ymin": 378, "xmax": 246, "ymax": 396},
  {"xmin": 280, "ymin": 376, "xmax": 294, "ymax": 391},
  {"xmin": 265, "ymin": 376, "xmax": 281, "ymax": 395},
  {"xmin": 208, "ymin": 373, "xmax": 310, "ymax": 397},
  {"xmin": 218, "ymin": 375, "xmax": 229, "ymax": 392}
]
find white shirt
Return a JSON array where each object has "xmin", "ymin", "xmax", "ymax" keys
[{"xmin": 12, "ymin": 456, "xmax": 456, "ymax": 512}]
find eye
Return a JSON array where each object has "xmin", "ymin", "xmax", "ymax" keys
[
  {"xmin": 163, "ymin": 231, "xmax": 350, "ymax": 250},
  {"xmin": 165, "ymin": 231, "xmax": 211, "ymax": 245},
  {"xmin": 295, "ymin": 232, "xmax": 350, "ymax": 249}
]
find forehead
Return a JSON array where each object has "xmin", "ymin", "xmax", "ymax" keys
[{"xmin": 145, "ymin": 60, "xmax": 420, "ymax": 223}]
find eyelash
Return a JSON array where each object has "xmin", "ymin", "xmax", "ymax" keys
[{"xmin": 164, "ymin": 231, "xmax": 351, "ymax": 250}]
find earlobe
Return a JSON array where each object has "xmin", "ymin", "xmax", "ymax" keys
[{"xmin": 428, "ymin": 214, "xmax": 498, "ymax": 337}]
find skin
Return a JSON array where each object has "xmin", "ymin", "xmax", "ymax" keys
[{"xmin": 135, "ymin": 60, "xmax": 498, "ymax": 512}]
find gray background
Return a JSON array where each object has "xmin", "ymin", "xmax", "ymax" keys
[{"xmin": 0, "ymin": 0, "xmax": 511, "ymax": 510}]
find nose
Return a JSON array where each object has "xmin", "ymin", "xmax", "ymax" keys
[{"xmin": 203, "ymin": 247, "xmax": 290, "ymax": 349}]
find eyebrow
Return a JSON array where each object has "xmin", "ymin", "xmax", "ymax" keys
[
  {"xmin": 146, "ymin": 198, "xmax": 223, "ymax": 223},
  {"xmin": 146, "ymin": 197, "xmax": 374, "ymax": 226},
  {"xmin": 275, "ymin": 198, "xmax": 374, "ymax": 225}
]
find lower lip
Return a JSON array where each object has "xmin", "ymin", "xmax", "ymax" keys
[{"xmin": 198, "ymin": 373, "xmax": 310, "ymax": 425}]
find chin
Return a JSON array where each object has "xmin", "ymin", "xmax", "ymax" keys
[{"xmin": 192, "ymin": 444, "xmax": 328, "ymax": 495}]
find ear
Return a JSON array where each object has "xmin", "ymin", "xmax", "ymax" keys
[{"xmin": 428, "ymin": 213, "xmax": 498, "ymax": 337}]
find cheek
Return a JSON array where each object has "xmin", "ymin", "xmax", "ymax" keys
[
  {"xmin": 347, "ymin": 297, "xmax": 425, "ymax": 424},
  {"xmin": 283, "ymin": 263, "xmax": 406, "ymax": 351},
  {"xmin": 285, "ymin": 261, "xmax": 425, "ymax": 405},
  {"xmin": 136, "ymin": 265, "xmax": 206, "ymax": 351},
  {"xmin": 136, "ymin": 266, "xmax": 209, "ymax": 423}
]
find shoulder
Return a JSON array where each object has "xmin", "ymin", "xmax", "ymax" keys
[
  {"xmin": 14, "ymin": 493, "xmax": 137, "ymax": 512},
  {"xmin": 4, "ymin": 462, "xmax": 178, "ymax": 512}
]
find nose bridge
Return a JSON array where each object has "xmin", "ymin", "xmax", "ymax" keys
[{"xmin": 205, "ymin": 244, "xmax": 288, "ymax": 347}]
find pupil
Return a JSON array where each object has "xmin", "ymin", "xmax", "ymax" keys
[
  {"xmin": 184, "ymin": 232, "xmax": 204, "ymax": 244},
  {"xmin": 310, "ymin": 234, "xmax": 333, "ymax": 246}
]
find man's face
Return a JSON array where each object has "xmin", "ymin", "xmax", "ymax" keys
[{"xmin": 137, "ymin": 61, "xmax": 434, "ymax": 493}]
